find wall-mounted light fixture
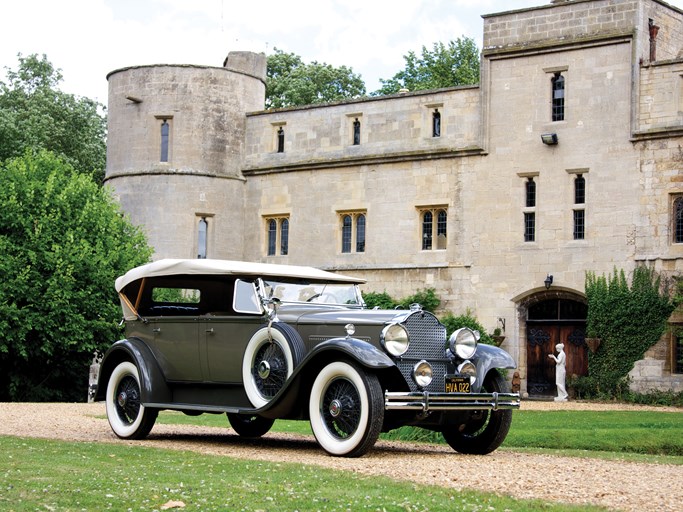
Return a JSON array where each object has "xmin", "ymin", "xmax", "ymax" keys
[
  {"xmin": 544, "ymin": 274, "xmax": 554, "ymax": 289},
  {"xmin": 541, "ymin": 133, "xmax": 558, "ymax": 145}
]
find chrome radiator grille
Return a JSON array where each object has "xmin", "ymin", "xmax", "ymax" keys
[{"xmin": 397, "ymin": 311, "xmax": 448, "ymax": 393}]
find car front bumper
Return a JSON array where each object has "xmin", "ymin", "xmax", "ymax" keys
[{"xmin": 384, "ymin": 391, "xmax": 521, "ymax": 412}]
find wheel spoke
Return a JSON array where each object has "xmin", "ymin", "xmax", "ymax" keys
[
  {"xmin": 116, "ymin": 375, "xmax": 141, "ymax": 425},
  {"xmin": 253, "ymin": 342, "xmax": 288, "ymax": 398},
  {"xmin": 322, "ymin": 379, "xmax": 361, "ymax": 439}
]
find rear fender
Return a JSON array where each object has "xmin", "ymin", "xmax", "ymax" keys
[{"xmin": 95, "ymin": 338, "xmax": 171, "ymax": 404}]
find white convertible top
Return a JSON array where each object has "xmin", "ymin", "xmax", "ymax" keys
[{"xmin": 115, "ymin": 258, "xmax": 365, "ymax": 292}]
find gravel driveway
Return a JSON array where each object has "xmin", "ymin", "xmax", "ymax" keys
[{"xmin": 1, "ymin": 401, "xmax": 681, "ymax": 511}]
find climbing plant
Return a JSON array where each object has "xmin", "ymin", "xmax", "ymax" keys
[{"xmin": 584, "ymin": 267, "xmax": 677, "ymax": 397}]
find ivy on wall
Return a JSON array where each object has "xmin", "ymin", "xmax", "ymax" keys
[{"xmin": 584, "ymin": 267, "xmax": 677, "ymax": 396}]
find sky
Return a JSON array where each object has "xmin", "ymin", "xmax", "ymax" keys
[{"xmin": 2, "ymin": 0, "xmax": 683, "ymax": 105}]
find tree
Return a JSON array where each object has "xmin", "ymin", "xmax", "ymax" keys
[
  {"xmin": 266, "ymin": 48, "xmax": 366, "ymax": 109},
  {"xmin": 373, "ymin": 37, "xmax": 480, "ymax": 96},
  {"xmin": 0, "ymin": 54, "xmax": 107, "ymax": 182},
  {"xmin": 0, "ymin": 150, "xmax": 152, "ymax": 401}
]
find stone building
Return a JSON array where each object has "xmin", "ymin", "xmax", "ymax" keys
[{"xmin": 105, "ymin": 0, "xmax": 683, "ymax": 396}]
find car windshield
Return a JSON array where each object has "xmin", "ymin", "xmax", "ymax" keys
[{"xmin": 262, "ymin": 280, "xmax": 363, "ymax": 306}]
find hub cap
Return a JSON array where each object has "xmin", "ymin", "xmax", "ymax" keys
[
  {"xmin": 329, "ymin": 399, "xmax": 342, "ymax": 418},
  {"xmin": 257, "ymin": 360, "xmax": 271, "ymax": 379}
]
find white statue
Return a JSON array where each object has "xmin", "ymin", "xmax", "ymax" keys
[{"xmin": 548, "ymin": 343, "xmax": 568, "ymax": 402}]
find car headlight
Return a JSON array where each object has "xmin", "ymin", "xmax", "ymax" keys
[
  {"xmin": 449, "ymin": 327, "xmax": 478, "ymax": 359},
  {"xmin": 412, "ymin": 360, "xmax": 433, "ymax": 388},
  {"xmin": 457, "ymin": 360, "xmax": 477, "ymax": 385},
  {"xmin": 381, "ymin": 323, "xmax": 410, "ymax": 356}
]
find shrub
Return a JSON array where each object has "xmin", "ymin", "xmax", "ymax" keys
[
  {"xmin": 0, "ymin": 151, "xmax": 152, "ymax": 401},
  {"xmin": 584, "ymin": 267, "xmax": 676, "ymax": 397}
]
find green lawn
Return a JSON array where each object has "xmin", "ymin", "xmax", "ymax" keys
[{"xmin": 0, "ymin": 436, "xmax": 605, "ymax": 512}]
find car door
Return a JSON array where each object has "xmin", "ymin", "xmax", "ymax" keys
[
  {"xmin": 147, "ymin": 316, "xmax": 203, "ymax": 381},
  {"xmin": 203, "ymin": 316, "xmax": 263, "ymax": 383}
]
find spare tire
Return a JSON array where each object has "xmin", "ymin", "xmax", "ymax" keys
[{"xmin": 242, "ymin": 323, "xmax": 305, "ymax": 408}]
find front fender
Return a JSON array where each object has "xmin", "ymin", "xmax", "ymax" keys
[
  {"xmin": 95, "ymin": 338, "xmax": 171, "ymax": 404},
  {"xmin": 302, "ymin": 337, "xmax": 395, "ymax": 369},
  {"xmin": 473, "ymin": 343, "xmax": 517, "ymax": 390}
]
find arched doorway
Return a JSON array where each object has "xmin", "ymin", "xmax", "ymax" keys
[{"xmin": 526, "ymin": 296, "xmax": 588, "ymax": 397}]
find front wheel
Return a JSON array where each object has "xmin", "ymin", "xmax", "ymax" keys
[
  {"xmin": 105, "ymin": 361, "xmax": 157, "ymax": 439},
  {"xmin": 227, "ymin": 413, "xmax": 275, "ymax": 438},
  {"xmin": 442, "ymin": 370, "xmax": 512, "ymax": 455},
  {"xmin": 309, "ymin": 361, "xmax": 384, "ymax": 457}
]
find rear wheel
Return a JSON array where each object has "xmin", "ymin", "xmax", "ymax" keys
[
  {"xmin": 105, "ymin": 361, "xmax": 157, "ymax": 439},
  {"xmin": 309, "ymin": 361, "xmax": 384, "ymax": 457},
  {"xmin": 442, "ymin": 371, "xmax": 512, "ymax": 454}
]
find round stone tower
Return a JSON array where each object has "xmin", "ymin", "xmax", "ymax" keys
[{"xmin": 105, "ymin": 51, "xmax": 267, "ymax": 260}]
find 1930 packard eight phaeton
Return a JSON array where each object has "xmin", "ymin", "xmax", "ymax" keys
[{"xmin": 96, "ymin": 259, "xmax": 520, "ymax": 457}]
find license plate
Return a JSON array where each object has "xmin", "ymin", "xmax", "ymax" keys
[{"xmin": 445, "ymin": 375, "xmax": 470, "ymax": 393}]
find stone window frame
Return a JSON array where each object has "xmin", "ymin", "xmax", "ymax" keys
[
  {"xmin": 424, "ymin": 102, "xmax": 444, "ymax": 139},
  {"xmin": 271, "ymin": 121, "xmax": 286, "ymax": 153},
  {"xmin": 518, "ymin": 172, "xmax": 539, "ymax": 243},
  {"xmin": 544, "ymin": 66, "xmax": 568, "ymax": 123},
  {"xmin": 155, "ymin": 115, "xmax": 173, "ymax": 163},
  {"xmin": 346, "ymin": 113, "xmax": 363, "ymax": 146},
  {"xmin": 672, "ymin": 194, "xmax": 683, "ymax": 244},
  {"xmin": 567, "ymin": 168, "xmax": 589, "ymax": 241},
  {"xmin": 264, "ymin": 214, "xmax": 290, "ymax": 256},
  {"xmin": 338, "ymin": 209, "xmax": 367, "ymax": 254},
  {"xmin": 417, "ymin": 205, "xmax": 448, "ymax": 251},
  {"xmin": 673, "ymin": 329, "xmax": 683, "ymax": 374},
  {"xmin": 194, "ymin": 213, "xmax": 214, "ymax": 259}
]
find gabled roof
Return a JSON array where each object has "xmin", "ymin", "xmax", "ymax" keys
[{"xmin": 115, "ymin": 258, "xmax": 365, "ymax": 292}]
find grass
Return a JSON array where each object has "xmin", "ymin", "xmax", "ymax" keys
[{"xmin": 0, "ymin": 436, "xmax": 605, "ymax": 512}]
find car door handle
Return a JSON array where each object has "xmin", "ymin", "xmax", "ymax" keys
[
  {"xmin": 206, "ymin": 328, "xmax": 215, "ymax": 334},
  {"xmin": 152, "ymin": 328, "xmax": 161, "ymax": 333}
]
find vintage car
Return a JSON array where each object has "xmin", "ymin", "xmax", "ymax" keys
[{"xmin": 95, "ymin": 258, "xmax": 520, "ymax": 457}]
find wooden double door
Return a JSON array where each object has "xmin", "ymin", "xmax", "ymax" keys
[{"xmin": 525, "ymin": 297, "xmax": 588, "ymax": 396}]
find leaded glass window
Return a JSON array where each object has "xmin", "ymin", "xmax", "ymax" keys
[
  {"xmin": 277, "ymin": 127, "xmax": 285, "ymax": 153},
  {"xmin": 266, "ymin": 216, "xmax": 289, "ymax": 256},
  {"xmin": 674, "ymin": 197, "xmax": 683, "ymax": 243},
  {"xmin": 524, "ymin": 212, "xmax": 535, "ymax": 242},
  {"xmin": 353, "ymin": 118, "xmax": 361, "ymax": 145},
  {"xmin": 356, "ymin": 214, "xmax": 366, "ymax": 253},
  {"xmin": 432, "ymin": 109, "xmax": 441, "ymax": 137},
  {"xmin": 197, "ymin": 217, "xmax": 207, "ymax": 259},
  {"xmin": 573, "ymin": 210, "xmax": 585, "ymax": 240},
  {"xmin": 267, "ymin": 219, "xmax": 277, "ymax": 256},
  {"xmin": 552, "ymin": 73, "xmax": 565, "ymax": 122},
  {"xmin": 160, "ymin": 120, "xmax": 170, "ymax": 162},
  {"xmin": 575, "ymin": 175, "xmax": 585, "ymax": 204},
  {"xmin": 526, "ymin": 178, "xmax": 536, "ymax": 208},
  {"xmin": 342, "ymin": 215, "xmax": 353, "ymax": 253}
]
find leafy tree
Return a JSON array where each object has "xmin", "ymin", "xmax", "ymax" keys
[
  {"xmin": 440, "ymin": 311, "xmax": 495, "ymax": 346},
  {"xmin": 583, "ymin": 267, "xmax": 676, "ymax": 397},
  {"xmin": 0, "ymin": 54, "xmax": 106, "ymax": 182},
  {"xmin": 0, "ymin": 150, "xmax": 152, "ymax": 401},
  {"xmin": 373, "ymin": 37, "xmax": 480, "ymax": 96},
  {"xmin": 266, "ymin": 48, "xmax": 366, "ymax": 109}
]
